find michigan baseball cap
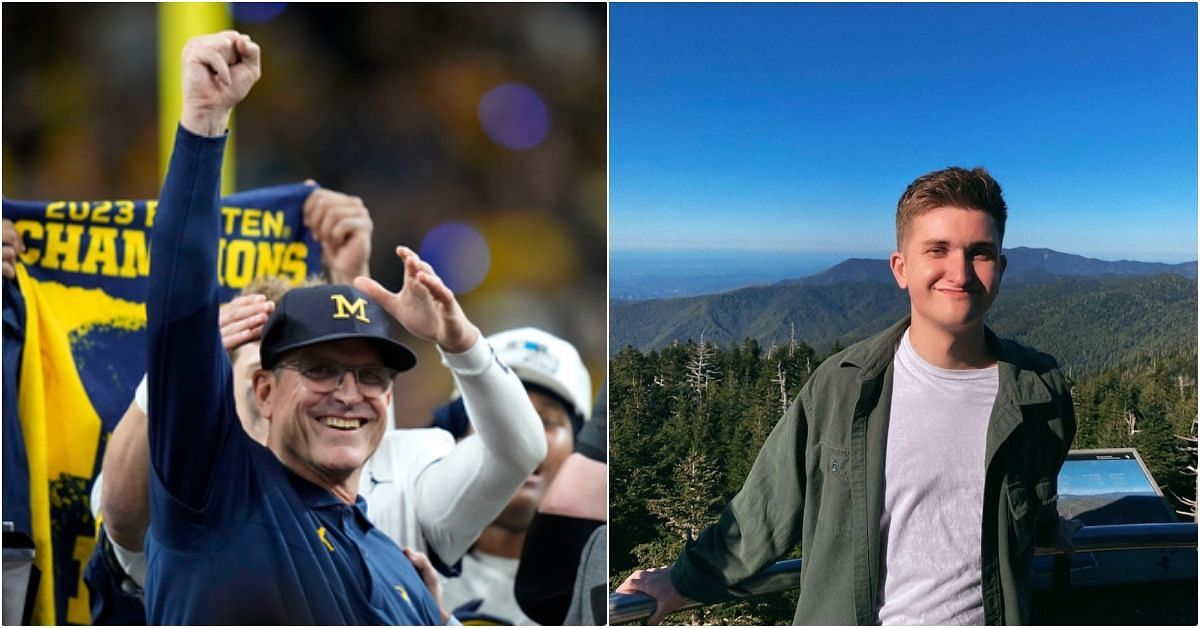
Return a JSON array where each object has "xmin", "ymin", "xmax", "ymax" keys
[{"xmin": 259, "ymin": 284, "xmax": 417, "ymax": 373}]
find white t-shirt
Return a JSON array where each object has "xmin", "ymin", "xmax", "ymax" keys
[
  {"xmin": 876, "ymin": 330, "xmax": 998, "ymax": 625},
  {"xmin": 441, "ymin": 551, "xmax": 536, "ymax": 626},
  {"xmin": 358, "ymin": 428, "xmax": 454, "ymax": 551}
]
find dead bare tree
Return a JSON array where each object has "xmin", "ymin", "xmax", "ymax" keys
[
  {"xmin": 1125, "ymin": 410, "xmax": 1141, "ymax": 437},
  {"xmin": 770, "ymin": 361, "xmax": 788, "ymax": 417},
  {"xmin": 685, "ymin": 331, "xmax": 721, "ymax": 400}
]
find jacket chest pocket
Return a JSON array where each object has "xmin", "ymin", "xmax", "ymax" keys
[
  {"xmin": 820, "ymin": 443, "xmax": 850, "ymax": 481},
  {"xmin": 1005, "ymin": 476, "xmax": 1056, "ymax": 552},
  {"xmin": 809, "ymin": 443, "xmax": 853, "ymax": 536}
]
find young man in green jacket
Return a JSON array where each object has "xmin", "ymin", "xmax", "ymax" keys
[{"xmin": 618, "ymin": 167, "xmax": 1077, "ymax": 625}]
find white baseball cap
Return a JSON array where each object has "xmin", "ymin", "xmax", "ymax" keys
[{"xmin": 488, "ymin": 327, "xmax": 592, "ymax": 422}]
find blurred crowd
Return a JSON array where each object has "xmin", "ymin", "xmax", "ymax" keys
[
  {"xmin": 3, "ymin": 5, "xmax": 608, "ymax": 625},
  {"xmin": 2, "ymin": 3, "xmax": 607, "ymax": 424}
]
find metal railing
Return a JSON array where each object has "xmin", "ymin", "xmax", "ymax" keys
[
  {"xmin": 609, "ymin": 522, "xmax": 1198, "ymax": 624},
  {"xmin": 610, "ymin": 558, "xmax": 803, "ymax": 625}
]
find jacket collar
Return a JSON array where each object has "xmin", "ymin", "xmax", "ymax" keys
[
  {"xmin": 285, "ymin": 465, "xmax": 371, "ymax": 516},
  {"xmin": 838, "ymin": 316, "xmax": 1053, "ymax": 406},
  {"xmin": 837, "ymin": 317, "xmax": 908, "ymax": 380}
]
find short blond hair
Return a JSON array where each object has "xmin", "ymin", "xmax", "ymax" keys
[{"xmin": 238, "ymin": 274, "xmax": 326, "ymax": 304}]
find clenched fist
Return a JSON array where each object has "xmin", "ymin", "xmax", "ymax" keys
[
  {"xmin": 181, "ymin": 30, "xmax": 262, "ymax": 137},
  {"xmin": 302, "ymin": 183, "xmax": 374, "ymax": 284}
]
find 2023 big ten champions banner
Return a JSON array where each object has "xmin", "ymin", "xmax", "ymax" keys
[{"xmin": 2, "ymin": 182, "xmax": 321, "ymax": 624}]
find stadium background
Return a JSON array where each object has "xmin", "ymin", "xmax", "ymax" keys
[{"xmin": 2, "ymin": 2, "xmax": 608, "ymax": 427}]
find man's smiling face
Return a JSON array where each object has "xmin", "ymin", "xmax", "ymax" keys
[
  {"xmin": 256, "ymin": 339, "xmax": 391, "ymax": 490},
  {"xmin": 889, "ymin": 206, "xmax": 1006, "ymax": 335}
]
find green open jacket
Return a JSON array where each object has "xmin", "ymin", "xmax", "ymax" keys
[{"xmin": 671, "ymin": 317, "xmax": 1076, "ymax": 625}]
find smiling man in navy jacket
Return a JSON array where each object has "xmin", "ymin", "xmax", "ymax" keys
[{"xmin": 143, "ymin": 30, "xmax": 513, "ymax": 624}]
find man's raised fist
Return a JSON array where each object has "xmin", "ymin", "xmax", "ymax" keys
[{"xmin": 181, "ymin": 30, "xmax": 262, "ymax": 137}]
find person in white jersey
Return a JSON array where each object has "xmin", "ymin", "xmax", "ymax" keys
[
  {"xmin": 619, "ymin": 166, "xmax": 1078, "ymax": 625},
  {"xmin": 435, "ymin": 327, "xmax": 592, "ymax": 625}
]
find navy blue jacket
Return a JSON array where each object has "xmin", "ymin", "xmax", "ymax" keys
[{"xmin": 144, "ymin": 126, "xmax": 441, "ymax": 625}]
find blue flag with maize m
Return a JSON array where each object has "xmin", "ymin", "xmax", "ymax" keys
[{"xmin": 1, "ymin": 182, "xmax": 322, "ymax": 624}]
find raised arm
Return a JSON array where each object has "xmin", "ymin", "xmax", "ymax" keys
[
  {"xmin": 414, "ymin": 340, "xmax": 546, "ymax": 563},
  {"xmin": 354, "ymin": 247, "xmax": 547, "ymax": 563},
  {"xmin": 104, "ymin": 294, "xmax": 273, "ymax": 552},
  {"xmin": 146, "ymin": 31, "xmax": 261, "ymax": 509}
]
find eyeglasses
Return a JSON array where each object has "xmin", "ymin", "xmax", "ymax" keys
[{"xmin": 278, "ymin": 361, "xmax": 397, "ymax": 398}]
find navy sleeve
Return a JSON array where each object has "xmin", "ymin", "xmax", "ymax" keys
[{"xmin": 146, "ymin": 125, "xmax": 237, "ymax": 511}]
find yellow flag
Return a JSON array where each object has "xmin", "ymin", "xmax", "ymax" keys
[{"xmin": 16, "ymin": 265, "xmax": 103, "ymax": 625}]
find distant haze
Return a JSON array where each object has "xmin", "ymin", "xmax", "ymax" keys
[
  {"xmin": 611, "ymin": 246, "xmax": 1197, "ymax": 301},
  {"xmin": 611, "ymin": 248, "xmax": 883, "ymax": 300}
]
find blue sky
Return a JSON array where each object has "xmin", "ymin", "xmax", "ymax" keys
[{"xmin": 611, "ymin": 3, "xmax": 1198, "ymax": 262}]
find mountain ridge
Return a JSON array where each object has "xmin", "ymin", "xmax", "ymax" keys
[
  {"xmin": 782, "ymin": 247, "xmax": 1197, "ymax": 287},
  {"xmin": 611, "ymin": 263, "xmax": 1197, "ymax": 376}
]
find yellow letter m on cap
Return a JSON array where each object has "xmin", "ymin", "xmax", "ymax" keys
[{"xmin": 330, "ymin": 294, "xmax": 370, "ymax": 323}]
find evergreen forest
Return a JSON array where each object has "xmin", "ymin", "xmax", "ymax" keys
[{"xmin": 609, "ymin": 334, "xmax": 1198, "ymax": 625}]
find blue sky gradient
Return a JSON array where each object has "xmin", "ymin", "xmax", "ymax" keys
[{"xmin": 611, "ymin": 3, "xmax": 1198, "ymax": 262}]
